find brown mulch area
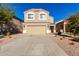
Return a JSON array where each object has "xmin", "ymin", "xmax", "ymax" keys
[{"xmin": 53, "ymin": 35, "xmax": 79, "ymax": 56}]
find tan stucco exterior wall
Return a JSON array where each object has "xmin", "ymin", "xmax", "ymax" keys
[
  {"xmin": 24, "ymin": 9, "xmax": 50, "ymax": 22},
  {"xmin": 23, "ymin": 9, "xmax": 53, "ymax": 34}
]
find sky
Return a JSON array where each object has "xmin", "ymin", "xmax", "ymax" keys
[{"xmin": 10, "ymin": 3, "xmax": 79, "ymax": 22}]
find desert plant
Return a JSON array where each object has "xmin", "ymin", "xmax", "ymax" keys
[{"xmin": 66, "ymin": 13, "xmax": 79, "ymax": 41}]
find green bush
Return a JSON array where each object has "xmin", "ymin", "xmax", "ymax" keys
[{"xmin": 0, "ymin": 35, "xmax": 4, "ymax": 38}]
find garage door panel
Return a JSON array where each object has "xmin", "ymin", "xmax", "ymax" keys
[{"xmin": 27, "ymin": 25, "xmax": 46, "ymax": 35}]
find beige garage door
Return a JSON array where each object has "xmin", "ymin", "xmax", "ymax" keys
[{"xmin": 27, "ymin": 25, "xmax": 46, "ymax": 35}]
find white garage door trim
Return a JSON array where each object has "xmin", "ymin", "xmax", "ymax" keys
[{"xmin": 27, "ymin": 25, "xmax": 46, "ymax": 35}]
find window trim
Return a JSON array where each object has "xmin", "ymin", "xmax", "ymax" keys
[
  {"xmin": 28, "ymin": 14, "xmax": 34, "ymax": 20},
  {"xmin": 39, "ymin": 13, "xmax": 47, "ymax": 20}
]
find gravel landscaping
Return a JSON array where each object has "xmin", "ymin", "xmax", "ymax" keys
[
  {"xmin": 53, "ymin": 35, "xmax": 79, "ymax": 56},
  {"xmin": 0, "ymin": 35, "xmax": 17, "ymax": 45}
]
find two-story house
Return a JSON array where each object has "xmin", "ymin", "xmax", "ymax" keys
[{"xmin": 23, "ymin": 9, "xmax": 54, "ymax": 35}]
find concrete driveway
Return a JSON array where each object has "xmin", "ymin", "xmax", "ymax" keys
[{"xmin": 0, "ymin": 34, "xmax": 68, "ymax": 56}]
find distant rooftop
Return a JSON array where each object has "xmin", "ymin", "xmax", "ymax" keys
[
  {"xmin": 13, "ymin": 16, "xmax": 24, "ymax": 22},
  {"xmin": 55, "ymin": 20, "xmax": 64, "ymax": 24}
]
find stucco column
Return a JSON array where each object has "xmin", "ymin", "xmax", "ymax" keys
[
  {"xmin": 64, "ymin": 22, "xmax": 66, "ymax": 33},
  {"xmin": 54, "ymin": 24, "xmax": 56, "ymax": 33},
  {"xmin": 23, "ymin": 23, "xmax": 27, "ymax": 33}
]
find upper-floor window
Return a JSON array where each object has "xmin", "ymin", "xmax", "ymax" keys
[
  {"xmin": 40, "ymin": 14, "xmax": 46, "ymax": 20},
  {"xmin": 28, "ymin": 14, "xmax": 34, "ymax": 19}
]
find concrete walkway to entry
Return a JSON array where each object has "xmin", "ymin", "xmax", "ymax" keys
[{"xmin": 0, "ymin": 34, "xmax": 68, "ymax": 56}]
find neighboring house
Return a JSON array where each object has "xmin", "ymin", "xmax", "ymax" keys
[
  {"xmin": 56, "ymin": 20, "xmax": 64, "ymax": 33},
  {"xmin": 55, "ymin": 20, "xmax": 68, "ymax": 34},
  {"xmin": 23, "ymin": 9, "xmax": 54, "ymax": 35}
]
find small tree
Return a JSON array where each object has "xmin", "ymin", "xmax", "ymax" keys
[
  {"xmin": 0, "ymin": 4, "xmax": 15, "ymax": 36},
  {"xmin": 67, "ymin": 13, "xmax": 79, "ymax": 39}
]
